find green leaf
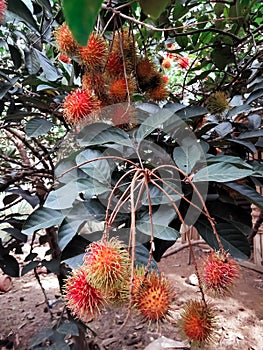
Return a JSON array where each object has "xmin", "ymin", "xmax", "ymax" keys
[
  {"xmin": 205, "ymin": 154, "xmax": 253, "ymax": 169},
  {"xmin": 77, "ymin": 178, "xmax": 111, "ymax": 198},
  {"xmin": 57, "ymin": 321, "xmax": 79, "ymax": 337},
  {"xmin": 211, "ymin": 46, "xmax": 235, "ymax": 70},
  {"xmin": 136, "ymin": 108, "xmax": 175, "ymax": 140},
  {"xmin": 63, "ymin": 0, "xmax": 104, "ymax": 45},
  {"xmin": 176, "ymin": 36, "xmax": 189, "ymax": 49},
  {"xmin": 141, "ymin": 181, "xmax": 182, "ymax": 205},
  {"xmin": 22, "ymin": 207, "xmax": 64, "ymax": 235},
  {"xmin": 34, "ymin": 49, "xmax": 62, "ymax": 81},
  {"xmin": 29, "ymin": 328, "xmax": 54, "ymax": 348},
  {"xmin": 223, "ymin": 182, "xmax": 263, "ymax": 210},
  {"xmin": 7, "ymin": 0, "xmax": 39, "ymax": 31},
  {"xmin": 76, "ymin": 149, "xmax": 111, "ymax": 184},
  {"xmin": 237, "ymin": 130, "xmax": 263, "ymax": 140},
  {"xmin": 193, "ymin": 163, "xmax": 253, "ymax": 183},
  {"xmin": 140, "ymin": 0, "xmax": 171, "ymax": 19},
  {"xmin": 173, "ymin": 142, "xmax": 203, "ymax": 174},
  {"xmin": 0, "ymin": 255, "xmax": 20, "ymax": 277},
  {"xmin": 21, "ymin": 260, "xmax": 39, "ymax": 276},
  {"xmin": 195, "ymin": 219, "xmax": 250, "ymax": 259},
  {"xmin": 76, "ymin": 123, "xmax": 133, "ymax": 147},
  {"xmin": 25, "ymin": 117, "xmax": 53, "ymax": 137},
  {"xmin": 246, "ymin": 89, "xmax": 263, "ymax": 104},
  {"xmin": 137, "ymin": 223, "xmax": 180, "ymax": 241},
  {"xmin": 44, "ymin": 182, "xmax": 80, "ymax": 210}
]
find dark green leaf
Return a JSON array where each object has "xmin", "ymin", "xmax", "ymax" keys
[
  {"xmin": 0, "ymin": 255, "xmax": 20, "ymax": 277},
  {"xmin": 193, "ymin": 163, "xmax": 253, "ymax": 183},
  {"xmin": 246, "ymin": 89, "xmax": 263, "ymax": 104},
  {"xmin": 205, "ymin": 154, "xmax": 253, "ymax": 169},
  {"xmin": 76, "ymin": 149, "xmax": 111, "ymax": 184},
  {"xmin": 44, "ymin": 182, "xmax": 79, "ymax": 210},
  {"xmin": 141, "ymin": 181, "xmax": 181, "ymax": 205},
  {"xmin": 176, "ymin": 105, "xmax": 208, "ymax": 120},
  {"xmin": 3, "ymin": 194, "xmax": 20, "ymax": 206},
  {"xmin": 77, "ymin": 178, "xmax": 111, "ymax": 198},
  {"xmin": 63, "ymin": 0, "xmax": 104, "ymax": 45},
  {"xmin": 76, "ymin": 123, "xmax": 133, "ymax": 147},
  {"xmin": 173, "ymin": 142, "xmax": 203, "ymax": 174},
  {"xmin": 195, "ymin": 219, "xmax": 251, "ymax": 259},
  {"xmin": 42, "ymin": 259, "xmax": 60, "ymax": 274},
  {"xmin": 140, "ymin": 0, "xmax": 171, "ymax": 19},
  {"xmin": 28, "ymin": 328, "xmax": 54, "ymax": 348},
  {"xmin": 211, "ymin": 46, "xmax": 234, "ymax": 70},
  {"xmin": 21, "ymin": 260, "xmax": 39, "ymax": 275},
  {"xmin": 137, "ymin": 223, "xmax": 180, "ymax": 241},
  {"xmin": 0, "ymin": 77, "xmax": 20, "ymax": 99},
  {"xmin": 3, "ymin": 228, "xmax": 27, "ymax": 242},
  {"xmin": 237, "ymin": 130, "xmax": 263, "ymax": 140},
  {"xmin": 223, "ymin": 182, "xmax": 263, "ymax": 210},
  {"xmin": 8, "ymin": 44, "xmax": 22, "ymax": 70},
  {"xmin": 34, "ymin": 49, "xmax": 62, "ymax": 81},
  {"xmin": 25, "ymin": 117, "xmax": 53, "ymax": 137},
  {"xmin": 176, "ymin": 35, "xmax": 189, "ymax": 49},
  {"xmin": 57, "ymin": 321, "xmax": 79, "ymax": 336},
  {"xmin": 8, "ymin": 188, "xmax": 40, "ymax": 207},
  {"xmin": 227, "ymin": 139, "xmax": 257, "ymax": 154},
  {"xmin": 7, "ymin": 0, "xmax": 39, "ymax": 31},
  {"xmin": 22, "ymin": 207, "xmax": 64, "ymax": 235},
  {"xmin": 226, "ymin": 104, "xmax": 252, "ymax": 118}
]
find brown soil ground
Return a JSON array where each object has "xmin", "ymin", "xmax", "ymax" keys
[{"xmin": 0, "ymin": 242, "xmax": 263, "ymax": 350}]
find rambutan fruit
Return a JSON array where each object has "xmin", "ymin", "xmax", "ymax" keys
[
  {"xmin": 84, "ymin": 238, "xmax": 131, "ymax": 294},
  {"xmin": 202, "ymin": 251, "xmax": 240, "ymax": 297},
  {"xmin": 136, "ymin": 58, "xmax": 157, "ymax": 82},
  {"xmin": 178, "ymin": 56, "xmax": 189, "ymax": 69},
  {"xmin": 112, "ymin": 29, "xmax": 135, "ymax": 65},
  {"xmin": 162, "ymin": 58, "xmax": 172, "ymax": 69},
  {"xmin": 0, "ymin": 0, "xmax": 6, "ymax": 23},
  {"xmin": 148, "ymin": 84, "xmax": 169, "ymax": 101},
  {"xmin": 206, "ymin": 91, "xmax": 230, "ymax": 115},
  {"xmin": 63, "ymin": 88, "xmax": 100, "ymax": 124},
  {"xmin": 179, "ymin": 300, "xmax": 216, "ymax": 346},
  {"xmin": 79, "ymin": 32, "xmax": 108, "ymax": 71},
  {"xmin": 133, "ymin": 271, "xmax": 175, "ymax": 322},
  {"xmin": 54, "ymin": 23, "xmax": 79, "ymax": 56},
  {"xmin": 63, "ymin": 267, "xmax": 104, "ymax": 323},
  {"xmin": 106, "ymin": 52, "xmax": 124, "ymax": 77},
  {"xmin": 109, "ymin": 77, "xmax": 135, "ymax": 103},
  {"xmin": 163, "ymin": 75, "xmax": 169, "ymax": 84},
  {"xmin": 58, "ymin": 53, "xmax": 71, "ymax": 64},
  {"xmin": 82, "ymin": 72, "xmax": 107, "ymax": 100}
]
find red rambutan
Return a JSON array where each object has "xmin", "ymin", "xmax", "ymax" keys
[
  {"xmin": 106, "ymin": 52, "xmax": 124, "ymax": 77},
  {"xmin": 133, "ymin": 271, "xmax": 175, "ymax": 322},
  {"xmin": 136, "ymin": 58, "xmax": 157, "ymax": 82},
  {"xmin": 54, "ymin": 23, "xmax": 79, "ymax": 56},
  {"xmin": 202, "ymin": 251, "xmax": 240, "ymax": 297},
  {"xmin": 63, "ymin": 267, "xmax": 104, "ymax": 323},
  {"xmin": 58, "ymin": 53, "xmax": 71, "ymax": 64},
  {"xmin": 178, "ymin": 56, "xmax": 189, "ymax": 69},
  {"xmin": 0, "ymin": 0, "xmax": 6, "ymax": 23},
  {"xmin": 79, "ymin": 33, "xmax": 108, "ymax": 70},
  {"xmin": 63, "ymin": 89, "xmax": 100, "ymax": 124},
  {"xmin": 180, "ymin": 300, "xmax": 216, "ymax": 346},
  {"xmin": 84, "ymin": 238, "xmax": 131, "ymax": 293},
  {"xmin": 163, "ymin": 75, "xmax": 169, "ymax": 84}
]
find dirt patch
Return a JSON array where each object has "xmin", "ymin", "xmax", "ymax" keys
[{"xmin": 0, "ymin": 243, "xmax": 263, "ymax": 349}]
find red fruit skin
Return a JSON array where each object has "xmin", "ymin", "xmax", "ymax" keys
[
  {"xmin": 64, "ymin": 268, "xmax": 104, "ymax": 323},
  {"xmin": 178, "ymin": 57, "xmax": 189, "ymax": 69},
  {"xmin": 0, "ymin": 0, "xmax": 7, "ymax": 23},
  {"xmin": 202, "ymin": 251, "xmax": 240, "ymax": 297}
]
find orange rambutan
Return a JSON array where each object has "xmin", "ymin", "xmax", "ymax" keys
[
  {"xmin": 133, "ymin": 271, "xmax": 175, "ymax": 322},
  {"xmin": 63, "ymin": 89, "xmax": 100, "ymax": 124},
  {"xmin": 179, "ymin": 300, "xmax": 216, "ymax": 346},
  {"xmin": 0, "ymin": 0, "xmax": 6, "ymax": 23},
  {"xmin": 82, "ymin": 72, "xmax": 107, "ymax": 99},
  {"xmin": 162, "ymin": 58, "xmax": 172, "ymax": 69},
  {"xmin": 84, "ymin": 238, "xmax": 131, "ymax": 293},
  {"xmin": 148, "ymin": 84, "xmax": 169, "ymax": 101},
  {"xmin": 54, "ymin": 23, "xmax": 79, "ymax": 56},
  {"xmin": 106, "ymin": 52, "xmax": 124, "ymax": 77},
  {"xmin": 136, "ymin": 58, "xmax": 157, "ymax": 82},
  {"xmin": 63, "ymin": 267, "xmax": 104, "ymax": 323},
  {"xmin": 109, "ymin": 77, "xmax": 135, "ymax": 103},
  {"xmin": 202, "ymin": 251, "xmax": 240, "ymax": 297},
  {"xmin": 79, "ymin": 32, "xmax": 108, "ymax": 71}
]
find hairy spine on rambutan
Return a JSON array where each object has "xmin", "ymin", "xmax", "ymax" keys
[
  {"xmin": 206, "ymin": 91, "xmax": 230, "ymax": 115},
  {"xmin": 112, "ymin": 29, "xmax": 135, "ymax": 70},
  {"xmin": 0, "ymin": 0, "xmax": 7, "ymax": 23},
  {"xmin": 79, "ymin": 33, "xmax": 108, "ymax": 71},
  {"xmin": 108, "ymin": 77, "xmax": 135, "ymax": 103},
  {"xmin": 132, "ymin": 271, "xmax": 175, "ymax": 322},
  {"xmin": 179, "ymin": 300, "xmax": 216, "ymax": 346},
  {"xmin": 82, "ymin": 72, "xmax": 107, "ymax": 100},
  {"xmin": 84, "ymin": 238, "xmax": 131, "ymax": 296},
  {"xmin": 63, "ymin": 267, "xmax": 104, "ymax": 323},
  {"xmin": 148, "ymin": 84, "xmax": 169, "ymax": 101},
  {"xmin": 105, "ymin": 52, "xmax": 124, "ymax": 77},
  {"xmin": 54, "ymin": 23, "xmax": 79, "ymax": 56},
  {"xmin": 202, "ymin": 251, "xmax": 240, "ymax": 297},
  {"xmin": 63, "ymin": 89, "xmax": 100, "ymax": 125},
  {"xmin": 136, "ymin": 58, "xmax": 164, "ymax": 93}
]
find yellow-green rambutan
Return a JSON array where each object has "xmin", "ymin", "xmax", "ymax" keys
[{"xmin": 206, "ymin": 91, "xmax": 230, "ymax": 115}]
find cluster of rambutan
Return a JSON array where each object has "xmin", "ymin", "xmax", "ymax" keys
[
  {"xmin": 54, "ymin": 24, "xmax": 169, "ymax": 126},
  {"xmin": 63, "ymin": 238, "xmax": 176, "ymax": 324}
]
